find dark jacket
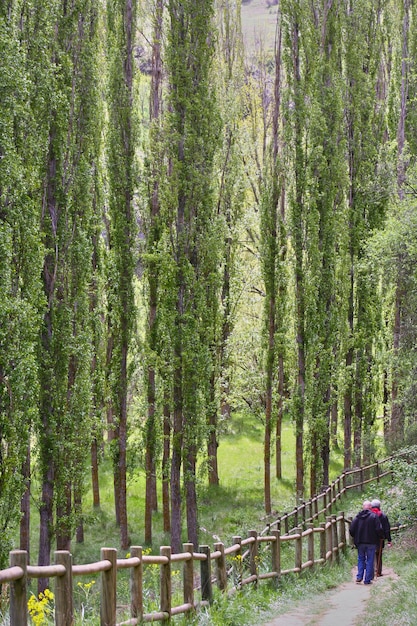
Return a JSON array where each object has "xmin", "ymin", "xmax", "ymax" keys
[
  {"xmin": 349, "ymin": 509, "xmax": 384, "ymax": 546},
  {"xmin": 372, "ymin": 507, "xmax": 392, "ymax": 544}
]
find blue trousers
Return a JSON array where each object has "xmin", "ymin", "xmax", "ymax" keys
[{"xmin": 357, "ymin": 543, "xmax": 376, "ymax": 583}]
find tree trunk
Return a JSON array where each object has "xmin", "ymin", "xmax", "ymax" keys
[
  {"xmin": 185, "ymin": 446, "xmax": 198, "ymax": 549},
  {"xmin": 207, "ymin": 369, "xmax": 219, "ymax": 486},
  {"xmin": 20, "ymin": 443, "xmax": 31, "ymax": 556},
  {"xmin": 74, "ymin": 485, "xmax": 84, "ymax": 544},
  {"xmin": 91, "ymin": 438, "xmax": 100, "ymax": 508},
  {"xmin": 144, "ymin": 0, "xmax": 164, "ymax": 546},
  {"xmin": 56, "ymin": 481, "xmax": 72, "ymax": 552},
  {"xmin": 162, "ymin": 398, "xmax": 171, "ymax": 533},
  {"xmin": 391, "ymin": 283, "xmax": 404, "ymax": 445},
  {"xmin": 38, "ymin": 463, "xmax": 54, "ymax": 594}
]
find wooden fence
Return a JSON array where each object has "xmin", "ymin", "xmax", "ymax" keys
[{"xmin": 0, "ymin": 454, "xmax": 401, "ymax": 625}]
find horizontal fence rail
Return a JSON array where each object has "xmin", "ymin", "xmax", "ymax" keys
[{"xmin": 0, "ymin": 453, "xmax": 406, "ymax": 624}]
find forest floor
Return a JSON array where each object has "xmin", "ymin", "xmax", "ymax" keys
[{"xmin": 262, "ymin": 565, "xmax": 399, "ymax": 625}]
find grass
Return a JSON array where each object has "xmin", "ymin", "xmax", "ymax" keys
[
  {"xmin": 364, "ymin": 526, "xmax": 417, "ymax": 626},
  {"xmin": 11, "ymin": 410, "xmax": 415, "ymax": 625},
  {"xmin": 72, "ymin": 411, "xmax": 345, "ymax": 560},
  {"xmin": 19, "ymin": 410, "xmax": 347, "ymax": 566},
  {"xmin": 240, "ymin": 0, "xmax": 278, "ymax": 55}
]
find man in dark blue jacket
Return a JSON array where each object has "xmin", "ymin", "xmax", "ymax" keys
[{"xmin": 349, "ymin": 500, "xmax": 384, "ymax": 584}]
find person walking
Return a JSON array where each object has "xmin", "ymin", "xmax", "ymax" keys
[
  {"xmin": 371, "ymin": 498, "xmax": 392, "ymax": 576},
  {"xmin": 349, "ymin": 500, "xmax": 384, "ymax": 585}
]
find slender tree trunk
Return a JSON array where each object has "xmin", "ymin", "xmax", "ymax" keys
[
  {"xmin": 330, "ymin": 383, "xmax": 338, "ymax": 449},
  {"xmin": 38, "ymin": 464, "xmax": 54, "ymax": 594},
  {"xmin": 353, "ymin": 358, "xmax": 363, "ymax": 467},
  {"xmin": 91, "ymin": 438, "xmax": 100, "ymax": 508},
  {"xmin": 20, "ymin": 443, "xmax": 31, "ymax": 556},
  {"xmin": 185, "ymin": 446, "xmax": 198, "ymax": 549},
  {"xmin": 171, "ymin": 368, "xmax": 183, "ymax": 552},
  {"xmin": 118, "ymin": 346, "xmax": 129, "ymax": 549},
  {"xmin": 162, "ymin": 398, "xmax": 171, "ymax": 533},
  {"xmin": 208, "ymin": 368, "xmax": 219, "ymax": 485},
  {"xmin": 293, "ymin": 13, "xmax": 305, "ymax": 497},
  {"xmin": 276, "ymin": 353, "xmax": 284, "ymax": 480},
  {"xmin": 383, "ymin": 368, "xmax": 389, "ymax": 444},
  {"xmin": 389, "ymin": 0, "xmax": 410, "ymax": 448},
  {"xmin": 56, "ymin": 482, "xmax": 72, "ymax": 551},
  {"xmin": 144, "ymin": 0, "xmax": 164, "ymax": 545},
  {"xmin": 145, "ymin": 367, "xmax": 157, "ymax": 544},
  {"xmin": 38, "ymin": 123, "xmax": 58, "ymax": 594},
  {"xmin": 397, "ymin": 0, "xmax": 410, "ymax": 200},
  {"xmin": 391, "ymin": 283, "xmax": 404, "ymax": 445},
  {"xmin": 74, "ymin": 485, "xmax": 84, "ymax": 544}
]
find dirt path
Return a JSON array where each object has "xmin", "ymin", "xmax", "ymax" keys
[{"xmin": 262, "ymin": 567, "xmax": 398, "ymax": 626}]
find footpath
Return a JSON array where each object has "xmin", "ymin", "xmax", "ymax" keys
[{"xmin": 262, "ymin": 566, "xmax": 398, "ymax": 626}]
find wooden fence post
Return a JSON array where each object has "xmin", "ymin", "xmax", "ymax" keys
[
  {"xmin": 249, "ymin": 530, "xmax": 258, "ymax": 583},
  {"xmin": 284, "ymin": 514, "xmax": 289, "ymax": 535},
  {"xmin": 130, "ymin": 546, "xmax": 143, "ymax": 621},
  {"xmin": 307, "ymin": 523, "xmax": 314, "ymax": 568},
  {"xmin": 232, "ymin": 536, "xmax": 242, "ymax": 588},
  {"xmin": 160, "ymin": 546, "xmax": 171, "ymax": 620},
  {"xmin": 100, "ymin": 548, "xmax": 117, "ymax": 626},
  {"xmin": 183, "ymin": 542, "xmax": 194, "ymax": 610},
  {"xmin": 326, "ymin": 517, "xmax": 333, "ymax": 563},
  {"xmin": 214, "ymin": 542, "xmax": 227, "ymax": 591},
  {"xmin": 332, "ymin": 515, "xmax": 339, "ymax": 563},
  {"xmin": 301, "ymin": 502, "xmax": 306, "ymax": 527},
  {"xmin": 199, "ymin": 545, "xmax": 213, "ymax": 604},
  {"xmin": 338, "ymin": 513, "xmax": 346, "ymax": 554},
  {"xmin": 320, "ymin": 523, "xmax": 326, "ymax": 561},
  {"xmin": 271, "ymin": 529, "xmax": 281, "ymax": 587},
  {"xmin": 313, "ymin": 496, "xmax": 318, "ymax": 521},
  {"xmin": 293, "ymin": 507, "xmax": 299, "ymax": 529},
  {"xmin": 327, "ymin": 487, "xmax": 332, "ymax": 514},
  {"xmin": 10, "ymin": 550, "xmax": 27, "ymax": 625},
  {"xmin": 55, "ymin": 550, "xmax": 73, "ymax": 626},
  {"xmin": 295, "ymin": 527, "xmax": 302, "ymax": 572}
]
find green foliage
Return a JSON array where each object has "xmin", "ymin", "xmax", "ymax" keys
[{"xmin": 0, "ymin": 0, "xmax": 44, "ymax": 568}]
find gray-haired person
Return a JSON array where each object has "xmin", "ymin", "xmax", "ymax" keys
[
  {"xmin": 349, "ymin": 500, "xmax": 384, "ymax": 584},
  {"xmin": 371, "ymin": 498, "xmax": 392, "ymax": 576}
]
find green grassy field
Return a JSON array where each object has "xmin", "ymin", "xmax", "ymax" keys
[
  {"xmin": 241, "ymin": 0, "xmax": 278, "ymax": 54},
  {"xmin": 10, "ymin": 411, "xmax": 416, "ymax": 625},
  {"xmin": 68, "ymin": 411, "xmax": 345, "ymax": 566}
]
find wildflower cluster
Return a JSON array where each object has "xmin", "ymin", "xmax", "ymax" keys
[
  {"xmin": 27, "ymin": 589, "xmax": 54, "ymax": 625},
  {"xmin": 77, "ymin": 580, "xmax": 96, "ymax": 622}
]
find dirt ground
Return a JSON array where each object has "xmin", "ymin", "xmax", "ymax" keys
[{"xmin": 262, "ymin": 566, "xmax": 399, "ymax": 626}]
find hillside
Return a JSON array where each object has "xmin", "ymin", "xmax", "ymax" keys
[{"xmin": 241, "ymin": 0, "xmax": 278, "ymax": 53}]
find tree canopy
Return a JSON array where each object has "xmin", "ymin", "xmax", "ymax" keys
[{"xmin": 1, "ymin": 0, "xmax": 417, "ymax": 569}]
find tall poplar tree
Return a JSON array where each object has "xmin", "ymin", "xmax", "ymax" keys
[
  {"xmin": 166, "ymin": 0, "xmax": 220, "ymax": 551},
  {"xmin": 282, "ymin": 0, "xmax": 308, "ymax": 497},
  {"xmin": 210, "ymin": 0, "xmax": 246, "ymax": 485},
  {"xmin": 260, "ymin": 9, "xmax": 287, "ymax": 513},
  {"xmin": 390, "ymin": 0, "xmax": 414, "ymax": 446},
  {"xmin": 342, "ymin": 0, "xmax": 390, "ymax": 467},
  {"xmin": 0, "ymin": 0, "xmax": 43, "ymax": 568},
  {"xmin": 106, "ymin": 0, "xmax": 138, "ymax": 550},
  {"xmin": 303, "ymin": 0, "xmax": 346, "ymax": 493},
  {"xmin": 143, "ymin": 0, "xmax": 164, "ymax": 545},
  {"xmin": 35, "ymin": 0, "xmax": 101, "ymax": 589}
]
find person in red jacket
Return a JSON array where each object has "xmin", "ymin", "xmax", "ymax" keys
[
  {"xmin": 371, "ymin": 498, "xmax": 392, "ymax": 577},
  {"xmin": 349, "ymin": 500, "xmax": 384, "ymax": 584}
]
